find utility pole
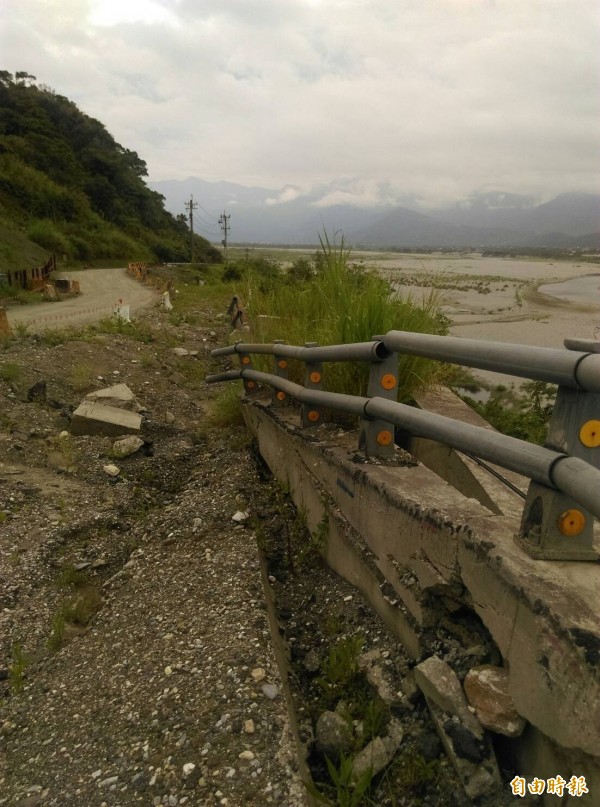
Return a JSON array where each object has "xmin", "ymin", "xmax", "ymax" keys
[
  {"xmin": 219, "ymin": 211, "xmax": 230, "ymax": 265},
  {"xmin": 184, "ymin": 196, "xmax": 198, "ymax": 264}
]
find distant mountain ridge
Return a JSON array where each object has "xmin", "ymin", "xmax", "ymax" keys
[{"xmin": 149, "ymin": 178, "xmax": 600, "ymax": 248}]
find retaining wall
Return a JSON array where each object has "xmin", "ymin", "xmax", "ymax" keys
[{"xmin": 242, "ymin": 393, "xmax": 600, "ymax": 802}]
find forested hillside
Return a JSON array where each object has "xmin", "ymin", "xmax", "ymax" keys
[{"xmin": 0, "ymin": 70, "xmax": 221, "ymax": 270}]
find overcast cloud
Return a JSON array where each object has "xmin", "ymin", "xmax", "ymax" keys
[{"xmin": 2, "ymin": 0, "xmax": 599, "ymax": 205}]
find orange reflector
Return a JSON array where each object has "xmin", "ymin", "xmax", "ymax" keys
[
  {"xmin": 557, "ymin": 509, "xmax": 586, "ymax": 536},
  {"xmin": 246, "ymin": 381, "xmax": 255, "ymax": 390},
  {"xmin": 376, "ymin": 430, "xmax": 393, "ymax": 446},
  {"xmin": 580, "ymin": 420, "xmax": 600, "ymax": 448},
  {"xmin": 278, "ymin": 359, "xmax": 288, "ymax": 369},
  {"xmin": 310, "ymin": 371, "xmax": 322, "ymax": 384},
  {"xmin": 307, "ymin": 410, "xmax": 320, "ymax": 422},
  {"xmin": 276, "ymin": 391, "xmax": 286, "ymax": 401},
  {"xmin": 241, "ymin": 356, "xmax": 251, "ymax": 365},
  {"xmin": 381, "ymin": 373, "xmax": 397, "ymax": 390}
]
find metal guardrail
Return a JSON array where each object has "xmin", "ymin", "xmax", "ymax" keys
[{"xmin": 207, "ymin": 333, "xmax": 600, "ymax": 562}]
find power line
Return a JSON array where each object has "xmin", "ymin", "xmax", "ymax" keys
[{"xmin": 198, "ymin": 203, "xmax": 219, "ymax": 222}]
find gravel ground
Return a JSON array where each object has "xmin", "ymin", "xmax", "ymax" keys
[{"xmin": 0, "ymin": 298, "xmax": 306, "ymax": 807}]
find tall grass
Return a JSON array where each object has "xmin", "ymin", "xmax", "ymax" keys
[{"xmin": 243, "ymin": 233, "xmax": 448, "ymax": 401}]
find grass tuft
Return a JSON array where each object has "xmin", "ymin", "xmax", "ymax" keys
[{"xmin": 242, "ymin": 233, "xmax": 448, "ymax": 401}]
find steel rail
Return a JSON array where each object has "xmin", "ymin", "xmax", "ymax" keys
[
  {"xmin": 205, "ymin": 369, "xmax": 600, "ymax": 519},
  {"xmin": 211, "ymin": 341, "xmax": 390, "ymax": 363},
  {"xmin": 383, "ymin": 331, "xmax": 600, "ymax": 392}
]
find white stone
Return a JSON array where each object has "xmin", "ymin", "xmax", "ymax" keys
[
  {"xmin": 182, "ymin": 762, "xmax": 196, "ymax": 778},
  {"xmin": 239, "ymin": 751, "xmax": 255, "ymax": 761},
  {"xmin": 232, "ymin": 510, "xmax": 250, "ymax": 523},
  {"xmin": 112, "ymin": 436, "xmax": 144, "ymax": 458},
  {"xmin": 103, "ymin": 464, "xmax": 120, "ymax": 477}
]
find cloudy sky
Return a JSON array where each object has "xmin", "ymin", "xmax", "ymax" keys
[{"xmin": 2, "ymin": 0, "xmax": 599, "ymax": 206}]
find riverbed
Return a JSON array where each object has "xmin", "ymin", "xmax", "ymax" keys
[{"xmin": 371, "ymin": 251, "xmax": 600, "ymax": 388}]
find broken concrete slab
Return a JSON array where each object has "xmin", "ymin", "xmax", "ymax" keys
[
  {"xmin": 70, "ymin": 402, "xmax": 142, "ymax": 437},
  {"xmin": 463, "ymin": 665, "xmax": 527, "ymax": 738},
  {"xmin": 84, "ymin": 383, "xmax": 144, "ymax": 413},
  {"xmin": 426, "ymin": 700, "xmax": 501, "ymax": 800},
  {"xmin": 351, "ymin": 717, "xmax": 404, "ymax": 783}
]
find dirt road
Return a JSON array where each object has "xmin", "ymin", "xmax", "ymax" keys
[{"xmin": 5, "ymin": 267, "xmax": 159, "ymax": 332}]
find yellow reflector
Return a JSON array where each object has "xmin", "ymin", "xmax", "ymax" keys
[
  {"xmin": 558, "ymin": 509, "xmax": 586, "ymax": 536},
  {"xmin": 381, "ymin": 373, "xmax": 397, "ymax": 390},
  {"xmin": 377, "ymin": 430, "xmax": 393, "ymax": 446},
  {"xmin": 580, "ymin": 420, "xmax": 600, "ymax": 447}
]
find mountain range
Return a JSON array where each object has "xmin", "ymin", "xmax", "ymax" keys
[{"xmin": 149, "ymin": 178, "xmax": 600, "ymax": 249}]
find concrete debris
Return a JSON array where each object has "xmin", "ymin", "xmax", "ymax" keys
[
  {"xmin": 112, "ymin": 436, "xmax": 145, "ymax": 458},
  {"xmin": 414, "ymin": 655, "xmax": 482, "ymax": 738},
  {"xmin": 358, "ymin": 649, "xmax": 402, "ymax": 707},
  {"xmin": 84, "ymin": 383, "xmax": 144, "ymax": 413},
  {"xmin": 463, "ymin": 665, "xmax": 527, "ymax": 738},
  {"xmin": 351, "ymin": 719, "xmax": 404, "ymax": 784},
  {"xmin": 427, "ymin": 701, "xmax": 501, "ymax": 800},
  {"xmin": 70, "ymin": 402, "xmax": 142, "ymax": 437},
  {"xmin": 415, "ymin": 657, "xmax": 501, "ymax": 800}
]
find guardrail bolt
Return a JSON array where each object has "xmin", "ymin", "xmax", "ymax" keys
[{"xmin": 516, "ymin": 339, "xmax": 599, "ymax": 561}]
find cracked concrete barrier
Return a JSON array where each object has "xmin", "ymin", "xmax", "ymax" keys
[{"xmin": 242, "ymin": 396, "xmax": 600, "ymax": 799}]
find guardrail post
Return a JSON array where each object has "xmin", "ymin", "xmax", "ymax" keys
[
  {"xmin": 359, "ymin": 337, "xmax": 399, "ymax": 458},
  {"xmin": 236, "ymin": 343, "xmax": 258, "ymax": 396},
  {"xmin": 272, "ymin": 340, "xmax": 288, "ymax": 408},
  {"xmin": 302, "ymin": 342, "xmax": 323, "ymax": 427},
  {"xmin": 516, "ymin": 339, "xmax": 600, "ymax": 561}
]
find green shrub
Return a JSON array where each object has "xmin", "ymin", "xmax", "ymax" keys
[
  {"xmin": 9, "ymin": 642, "xmax": 30, "ymax": 693},
  {"xmin": 466, "ymin": 381, "xmax": 555, "ymax": 445},
  {"xmin": 0, "ymin": 361, "xmax": 21, "ymax": 383},
  {"xmin": 27, "ymin": 218, "xmax": 72, "ymax": 254}
]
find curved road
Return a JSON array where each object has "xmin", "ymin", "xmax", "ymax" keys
[{"xmin": 5, "ymin": 268, "xmax": 159, "ymax": 332}]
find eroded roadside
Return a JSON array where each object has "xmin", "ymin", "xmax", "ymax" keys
[
  {"xmin": 0, "ymin": 303, "xmax": 306, "ymax": 806},
  {"xmin": 1, "ymin": 292, "xmax": 528, "ymax": 807}
]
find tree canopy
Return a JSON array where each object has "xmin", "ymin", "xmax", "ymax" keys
[{"xmin": 0, "ymin": 71, "xmax": 221, "ymax": 266}]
